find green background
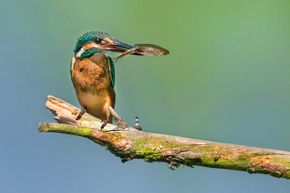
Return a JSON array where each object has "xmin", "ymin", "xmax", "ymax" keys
[{"xmin": 1, "ymin": 0, "xmax": 290, "ymax": 192}]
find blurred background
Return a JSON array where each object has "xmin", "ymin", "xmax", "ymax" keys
[{"xmin": 1, "ymin": 0, "xmax": 290, "ymax": 192}]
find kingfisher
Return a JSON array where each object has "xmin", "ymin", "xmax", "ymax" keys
[{"xmin": 70, "ymin": 31, "xmax": 138, "ymax": 128}]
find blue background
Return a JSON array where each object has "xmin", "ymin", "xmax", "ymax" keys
[{"xmin": 1, "ymin": 0, "xmax": 290, "ymax": 192}]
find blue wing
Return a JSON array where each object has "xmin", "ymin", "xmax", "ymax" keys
[
  {"xmin": 107, "ymin": 56, "xmax": 115, "ymax": 88},
  {"xmin": 69, "ymin": 60, "xmax": 73, "ymax": 80}
]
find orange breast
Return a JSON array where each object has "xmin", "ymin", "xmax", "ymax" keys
[{"xmin": 71, "ymin": 56, "xmax": 115, "ymax": 122}]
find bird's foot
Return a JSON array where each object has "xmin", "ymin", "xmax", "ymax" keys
[
  {"xmin": 76, "ymin": 107, "xmax": 86, "ymax": 120},
  {"xmin": 101, "ymin": 119, "xmax": 108, "ymax": 130}
]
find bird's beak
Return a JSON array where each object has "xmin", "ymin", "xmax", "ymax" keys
[{"xmin": 99, "ymin": 40, "xmax": 135, "ymax": 53}]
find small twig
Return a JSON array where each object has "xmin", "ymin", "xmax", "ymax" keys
[{"xmin": 134, "ymin": 116, "xmax": 142, "ymax": 130}]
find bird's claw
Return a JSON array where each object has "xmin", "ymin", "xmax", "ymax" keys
[
  {"xmin": 101, "ymin": 119, "xmax": 108, "ymax": 130},
  {"xmin": 76, "ymin": 107, "xmax": 86, "ymax": 120}
]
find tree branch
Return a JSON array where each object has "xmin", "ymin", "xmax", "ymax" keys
[{"xmin": 39, "ymin": 95, "xmax": 290, "ymax": 179}]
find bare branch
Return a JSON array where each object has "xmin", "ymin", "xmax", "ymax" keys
[{"xmin": 39, "ymin": 95, "xmax": 290, "ymax": 179}]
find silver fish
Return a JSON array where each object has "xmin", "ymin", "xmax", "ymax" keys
[{"xmin": 113, "ymin": 43, "xmax": 169, "ymax": 63}]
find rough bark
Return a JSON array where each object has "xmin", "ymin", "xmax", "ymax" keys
[{"xmin": 38, "ymin": 95, "xmax": 290, "ymax": 179}]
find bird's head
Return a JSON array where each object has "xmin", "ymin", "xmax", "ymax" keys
[{"xmin": 74, "ymin": 31, "xmax": 135, "ymax": 59}]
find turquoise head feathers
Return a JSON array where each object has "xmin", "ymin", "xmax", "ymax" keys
[{"xmin": 74, "ymin": 31, "xmax": 115, "ymax": 59}]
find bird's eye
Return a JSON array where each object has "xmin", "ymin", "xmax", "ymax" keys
[{"xmin": 95, "ymin": 38, "xmax": 102, "ymax": 44}]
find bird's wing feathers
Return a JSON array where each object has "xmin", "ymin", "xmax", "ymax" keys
[
  {"xmin": 107, "ymin": 56, "xmax": 115, "ymax": 88},
  {"xmin": 70, "ymin": 57, "xmax": 76, "ymax": 80}
]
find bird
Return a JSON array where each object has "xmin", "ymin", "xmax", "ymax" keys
[{"xmin": 70, "ymin": 31, "xmax": 137, "ymax": 129}]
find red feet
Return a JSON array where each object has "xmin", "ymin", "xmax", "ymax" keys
[{"xmin": 76, "ymin": 107, "xmax": 86, "ymax": 120}]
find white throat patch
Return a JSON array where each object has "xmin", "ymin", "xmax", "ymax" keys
[{"xmin": 76, "ymin": 48, "xmax": 85, "ymax": 58}]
